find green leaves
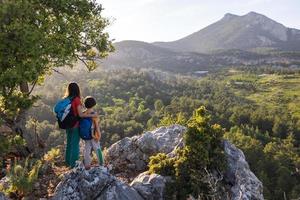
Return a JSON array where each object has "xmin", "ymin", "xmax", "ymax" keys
[
  {"xmin": 0, "ymin": 0, "xmax": 113, "ymax": 122},
  {"xmin": 3, "ymin": 158, "xmax": 42, "ymax": 197}
]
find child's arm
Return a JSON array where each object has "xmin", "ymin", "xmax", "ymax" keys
[{"xmin": 93, "ymin": 117, "xmax": 101, "ymax": 141}]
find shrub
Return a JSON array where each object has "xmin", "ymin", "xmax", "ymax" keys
[
  {"xmin": 43, "ymin": 148, "xmax": 60, "ymax": 163},
  {"xmin": 4, "ymin": 158, "xmax": 42, "ymax": 197},
  {"xmin": 149, "ymin": 106, "xmax": 226, "ymax": 199},
  {"xmin": 149, "ymin": 153, "xmax": 175, "ymax": 176}
]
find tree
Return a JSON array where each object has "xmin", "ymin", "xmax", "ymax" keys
[
  {"xmin": 0, "ymin": 0, "xmax": 113, "ymax": 131},
  {"xmin": 0, "ymin": 0, "xmax": 113, "ymax": 159}
]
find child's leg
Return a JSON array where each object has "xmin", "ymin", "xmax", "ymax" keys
[
  {"xmin": 84, "ymin": 140, "xmax": 93, "ymax": 168},
  {"xmin": 92, "ymin": 140, "xmax": 104, "ymax": 165}
]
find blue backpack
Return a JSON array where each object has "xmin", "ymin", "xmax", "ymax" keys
[
  {"xmin": 53, "ymin": 97, "xmax": 78, "ymax": 129},
  {"xmin": 79, "ymin": 118, "xmax": 93, "ymax": 140}
]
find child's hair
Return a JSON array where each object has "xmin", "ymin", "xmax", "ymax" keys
[
  {"xmin": 84, "ymin": 96, "xmax": 96, "ymax": 109},
  {"xmin": 64, "ymin": 82, "xmax": 81, "ymax": 98}
]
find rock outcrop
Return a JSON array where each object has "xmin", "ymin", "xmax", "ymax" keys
[
  {"xmin": 52, "ymin": 164, "xmax": 143, "ymax": 200},
  {"xmin": 223, "ymin": 140, "xmax": 264, "ymax": 200},
  {"xmin": 106, "ymin": 125, "xmax": 186, "ymax": 175},
  {"xmin": 106, "ymin": 125, "xmax": 263, "ymax": 200},
  {"xmin": 53, "ymin": 125, "xmax": 263, "ymax": 200}
]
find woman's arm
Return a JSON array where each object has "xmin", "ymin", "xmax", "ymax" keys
[{"xmin": 76, "ymin": 105, "xmax": 98, "ymax": 118}]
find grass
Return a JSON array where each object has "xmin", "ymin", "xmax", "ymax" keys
[{"xmin": 225, "ymin": 70, "xmax": 300, "ymax": 118}]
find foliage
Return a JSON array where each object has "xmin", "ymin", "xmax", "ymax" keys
[
  {"xmin": 2, "ymin": 66, "xmax": 300, "ymax": 199},
  {"xmin": 149, "ymin": 107, "xmax": 226, "ymax": 199},
  {"xmin": 148, "ymin": 153, "xmax": 175, "ymax": 176},
  {"xmin": 43, "ymin": 148, "xmax": 61, "ymax": 165},
  {"xmin": 0, "ymin": 0, "xmax": 113, "ymax": 122},
  {"xmin": 0, "ymin": 135, "xmax": 26, "ymax": 158},
  {"xmin": 4, "ymin": 158, "xmax": 42, "ymax": 197},
  {"xmin": 225, "ymin": 128, "xmax": 300, "ymax": 199}
]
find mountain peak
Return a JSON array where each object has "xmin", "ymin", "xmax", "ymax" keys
[
  {"xmin": 223, "ymin": 12, "xmax": 267, "ymax": 20},
  {"xmin": 246, "ymin": 11, "xmax": 261, "ymax": 16},
  {"xmin": 244, "ymin": 11, "xmax": 268, "ymax": 19},
  {"xmin": 223, "ymin": 13, "xmax": 239, "ymax": 20}
]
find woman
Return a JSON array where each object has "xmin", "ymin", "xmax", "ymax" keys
[{"xmin": 64, "ymin": 82, "xmax": 97, "ymax": 168}]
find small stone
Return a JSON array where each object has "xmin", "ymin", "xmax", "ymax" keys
[
  {"xmin": 34, "ymin": 182, "xmax": 40, "ymax": 188},
  {"xmin": 67, "ymin": 186, "xmax": 73, "ymax": 193}
]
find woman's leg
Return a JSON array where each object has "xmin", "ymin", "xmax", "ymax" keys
[
  {"xmin": 65, "ymin": 129, "xmax": 72, "ymax": 167},
  {"xmin": 65, "ymin": 128, "xmax": 80, "ymax": 168}
]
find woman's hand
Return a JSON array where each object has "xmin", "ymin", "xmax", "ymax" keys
[
  {"xmin": 77, "ymin": 105, "xmax": 98, "ymax": 118},
  {"xmin": 90, "ymin": 112, "xmax": 98, "ymax": 118}
]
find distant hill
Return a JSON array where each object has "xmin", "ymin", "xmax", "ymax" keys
[
  {"xmin": 103, "ymin": 40, "xmax": 300, "ymax": 72},
  {"xmin": 153, "ymin": 12, "xmax": 300, "ymax": 53},
  {"xmin": 103, "ymin": 40, "xmax": 214, "ymax": 72}
]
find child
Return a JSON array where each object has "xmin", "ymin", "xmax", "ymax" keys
[{"xmin": 83, "ymin": 96, "xmax": 104, "ymax": 169}]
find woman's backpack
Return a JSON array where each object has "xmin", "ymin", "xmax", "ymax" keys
[
  {"xmin": 79, "ymin": 118, "xmax": 93, "ymax": 140},
  {"xmin": 53, "ymin": 98, "xmax": 78, "ymax": 129}
]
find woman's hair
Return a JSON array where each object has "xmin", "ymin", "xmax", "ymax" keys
[{"xmin": 64, "ymin": 82, "xmax": 81, "ymax": 98}]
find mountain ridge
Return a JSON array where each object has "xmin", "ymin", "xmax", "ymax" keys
[
  {"xmin": 103, "ymin": 12, "xmax": 300, "ymax": 72},
  {"xmin": 153, "ymin": 12, "xmax": 300, "ymax": 53}
]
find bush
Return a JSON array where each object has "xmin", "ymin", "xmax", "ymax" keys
[
  {"xmin": 43, "ymin": 148, "xmax": 60, "ymax": 166},
  {"xmin": 4, "ymin": 158, "xmax": 42, "ymax": 197},
  {"xmin": 149, "ymin": 106, "xmax": 226, "ymax": 199},
  {"xmin": 149, "ymin": 153, "xmax": 175, "ymax": 176}
]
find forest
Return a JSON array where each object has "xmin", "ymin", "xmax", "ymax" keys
[{"xmin": 1, "ymin": 66, "xmax": 299, "ymax": 199}]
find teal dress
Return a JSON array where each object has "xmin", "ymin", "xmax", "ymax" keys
[
  {"xmin": 65, "ymin": 127, "xmax": 80, "ymax": 168},
  {"xmin": 65, "ymin": 96, "xmax": 81, "ymax": 168}
]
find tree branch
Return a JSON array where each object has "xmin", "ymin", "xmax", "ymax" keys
[
  {"xmin": 53, "ymin": 68, "xmax": 65, "ymax": 76},
  {"xmin": 76, "ymin": 54, "xmax": 89, "ymax": 68},
  {"xmin": 28, "ymin": 79, "xmax": 38, "ymax": 95}
]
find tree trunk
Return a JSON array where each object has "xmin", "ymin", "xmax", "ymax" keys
[
  {"xmin": 20, "ymin": 81, "xmax": 29, "ymax": 94},
  {"xmin": 10, "ymin": 81, "xmax": 32, "ymax": 157}
]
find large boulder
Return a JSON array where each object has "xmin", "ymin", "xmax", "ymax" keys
[
  {"xmin": 52, "ymin": 163, "xmax": 143, "ymax": 200},
  {"xmin": 130, "ymin": 172, "xmax": 168, "ymax": 200},
  {"xmin": 223, "ymin": 140, "xmax": 264, "ymax": 200},
  {"xmin": 106, "ymin": 125, "xmax": 186, "ymax": 174}
]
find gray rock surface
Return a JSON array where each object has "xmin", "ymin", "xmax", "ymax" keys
[
  {"xmin": 53, "ymin": 125, "xmax": 263, "ymax": 200},
  {"xmin": 106, "ymin": 125, "xmax": 186, "ymax": 174},
  {"xmin": 130, "ymin": 172, "xmax": 168, "ymax": 200},
  {"xmin": 106, "ymin": 125, "xmax": 264, "ymax": 200},
  {"xmin": 0, "ymin": 177, "xmax": 9, "ymax": 191},
  {"xmin": 0, "ymin": 193, "xmax": 9, "ymax": 200},
  {"xmin": 52, "ymin": 163, "xmax": 143, "ymax": 200},
  {"xmin": 223, "ymin": 140, "xmax": 264, "ymax": 200}
]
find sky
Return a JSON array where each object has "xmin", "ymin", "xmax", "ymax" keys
[{"xmin": 99, "ymin": 0, "xmax": 300, "ymax": 43}]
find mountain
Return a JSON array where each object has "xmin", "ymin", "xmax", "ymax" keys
[
  {"xmin": 103, "ymin": 12, "xmax": 300, "ymax": 72},
  {"xmin": 103, "ymin": 40, "xmax": 300, "ymax": 73},
  {"xmin": 153, "ymin": 12, "xmax": 300, "ymax": 53},
  {"xmin": 103, "ymin": 40, "xmax": 215, "ymax": 72}
]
